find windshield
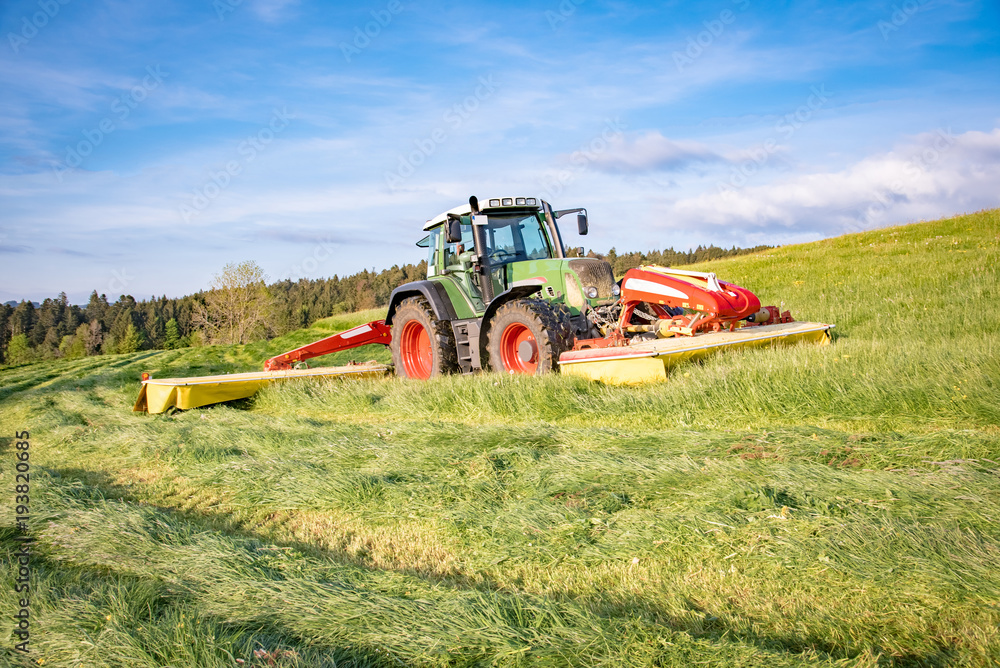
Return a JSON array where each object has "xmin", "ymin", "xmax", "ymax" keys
[{"xmin": 483, "ymin": 213, "xmax": 552, "ymax": 263}]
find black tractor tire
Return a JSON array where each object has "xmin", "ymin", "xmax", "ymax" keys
[
  {"xmin": 548, "ymin": 301, "xmax": 576, "ymax": 342},
  {"xmin": 390, "ymin": 296, "xmax": 458, "ymax": 379},
  {"xmin": 486, "ymin": 299, "xmax": 574, "ymax": 376}
]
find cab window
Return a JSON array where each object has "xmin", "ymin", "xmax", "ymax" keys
[
  {"xmin": 443, "ymin": 224, "xmax": 475, "ymax": 270},
  {"xmin": 419, "ymin": 227, "xmax": 442, "ymax": 276},
  {"xmin": 484, "ymin": 214, "xmax": 552, "ymax": 262}
]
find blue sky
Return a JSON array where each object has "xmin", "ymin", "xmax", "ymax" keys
[{"xmin": 1, "ymin": 0, "xmax": 998, "ymax": 303}]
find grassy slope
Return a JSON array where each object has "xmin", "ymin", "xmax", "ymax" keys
[{"xmin": 1, "ymin": 210, "xmax": 998, "ymax": 667}]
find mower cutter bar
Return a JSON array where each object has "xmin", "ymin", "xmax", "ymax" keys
[
  {"xmin": 133, "ymin": 362, "xmax": 390, "ymax": 414},
  {"xmin": 559, "ymin": 321, "xmax": 833, "ymax": 385}
]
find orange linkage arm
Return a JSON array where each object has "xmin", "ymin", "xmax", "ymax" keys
[{"xmin": 263, "ymin": 320, "xmax": 392, "ymax": 371}]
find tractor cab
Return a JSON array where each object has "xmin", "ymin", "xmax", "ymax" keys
[{"xmin": 417, "ymin": 196, "xmax": 601, "ymax": 316}]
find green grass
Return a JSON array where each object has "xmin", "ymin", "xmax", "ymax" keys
[{"xmin": 2, "ymin": 210, "xmax": 999, "ymax": 667}]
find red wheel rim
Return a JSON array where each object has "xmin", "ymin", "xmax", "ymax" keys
[
  {"xmin": 499, "ymin": 322, "xmax": 538, "ymax": 374},
  {"xmin": 400, "ymin": 320, "xmax": 432, "ymax": 379}
]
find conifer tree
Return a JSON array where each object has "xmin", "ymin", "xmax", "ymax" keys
[
  {"xmin": 164, "ymin": 318, "xmax": 181, "ymax": 349},
  {"xmin": 6, "ymin": 334, "xmax": 34, "ymax": 365},
  {"xmin": 118, "ymin": 323, "xmax": 143, "ymax": 354}
]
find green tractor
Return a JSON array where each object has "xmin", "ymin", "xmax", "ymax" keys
[{"xmin": 386, "ymin": 195, "xmax": 618, "ymax": 378}]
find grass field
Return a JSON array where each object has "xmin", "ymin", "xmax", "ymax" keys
[{"xmin": 2, "ymin": 209, "xmax": 999, "ymax": 667}]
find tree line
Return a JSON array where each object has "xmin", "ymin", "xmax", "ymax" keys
[
  {"xmin": 580, "ymin": 244, "xmax": 773, "ymax": 277},
  {"xmin": 0, "ymin": 243, "xmax": 769, "ymax": 366}
]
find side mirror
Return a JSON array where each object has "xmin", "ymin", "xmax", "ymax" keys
[
  {"xmin": 577, "ymin": 212, "xmax": 588, "ymax": 235},
  {"xmin": 446, "ymin": 217, "xmax": 462, "ymax": 243}
]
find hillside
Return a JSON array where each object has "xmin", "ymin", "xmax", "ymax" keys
[{"xmin": 1, "ymin": 209, "xmax": 998, "ymax": 667}]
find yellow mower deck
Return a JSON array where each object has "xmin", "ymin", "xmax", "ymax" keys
[
  {"xmin": 558, "ymin": 321, "xmax": 833, "ymax": 385},
  {"xmin": 133, "ymin": 363, "xmax": 390, "ymax": 414}
]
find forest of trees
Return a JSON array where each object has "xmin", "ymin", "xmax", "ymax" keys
[{"xmin": 0, "ymin": 243, "xmax": 770, "ymax": 366}]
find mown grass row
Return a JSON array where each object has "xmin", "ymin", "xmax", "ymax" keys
[{"xmin": 1, "ymin": 209, "xmax": 999, "ymax": 666}]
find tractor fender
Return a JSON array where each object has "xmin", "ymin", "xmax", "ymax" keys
[
  {"xmin": 476, "ymin": 285, "xmax": 545, "ymax": 369},
  {"xmin": 481, "ymin": 285, "xmax": 543, "ymax": 332},
  {"xmin": 385, "ymin": 281, "xmax": 458, "ymax": 326}
]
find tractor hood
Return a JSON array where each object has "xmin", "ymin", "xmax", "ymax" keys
[{"xmin": 506, "ymin": 256, "xmax": 617, "ymax": 312}]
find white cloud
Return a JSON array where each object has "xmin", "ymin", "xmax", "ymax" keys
[
  {"xmin": 659, "ymin": 127, "xmax": 1000, "ymax": 243},
  {"xmin": 583, "ymin": 131, "xmax": 730, "ymax": 173}
]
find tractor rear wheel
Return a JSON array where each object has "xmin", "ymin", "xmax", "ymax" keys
[
  {"xmin": 390, "ymin": 296, "xmax": 458, "ymax": 379},
  {"xmin": 487, "ymin": 299, "xmax": 573, "ymax": 376}
]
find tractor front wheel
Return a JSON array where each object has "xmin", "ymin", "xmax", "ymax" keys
[
  {"xmin": 390, "ymin": 297, "xmax": 458, "ymax": 379},
  {"xmin": 487, "ymin": 299, "xmax": 573, "ymax": 376}
]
